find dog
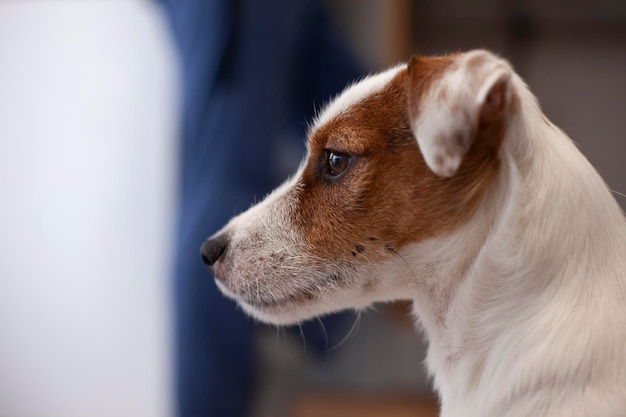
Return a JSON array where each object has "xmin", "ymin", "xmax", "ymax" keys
[{"xmin": 200, "ymin": 50, "xmax": 626, "ymax": 417}]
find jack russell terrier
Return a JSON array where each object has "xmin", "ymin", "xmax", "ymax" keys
[{"xmin": 200, "ymin": 50, "xmax": 626, "ymax": 417}]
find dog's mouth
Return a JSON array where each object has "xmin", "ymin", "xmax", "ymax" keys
[
  {"xmin": 223, "ymin": 271, "xmax": 346, "ymax": 311},
  {"xmin": 243, "ymin": 288, "xmax": 316, "ymax": 309}
]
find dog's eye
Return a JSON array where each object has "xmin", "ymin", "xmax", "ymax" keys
[{"xmin": 328, "ymin": 152, "xmax": 351, "ymax": 177}]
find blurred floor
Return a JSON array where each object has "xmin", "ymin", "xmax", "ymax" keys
[
  {"xmin": 251, "ymin": 308, "xmax": 436, "ymax": 417},
  {"xmin": 290, "ymin": 394, "xmax": 438, "ymax": 417}
]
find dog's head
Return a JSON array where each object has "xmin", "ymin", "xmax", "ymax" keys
[{"xmin": 201, "ymin": 50, "xmax": 514, "ymax": 325}]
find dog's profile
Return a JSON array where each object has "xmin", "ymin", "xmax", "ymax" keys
[{"xmin": 201, "ymin": 50, "xmax": 626, "ymax": 417}]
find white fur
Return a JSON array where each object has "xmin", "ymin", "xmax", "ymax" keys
[
  {"xmin": 411, "ymin": 76, "xmax": 626, "ymax": 416},
  {"xmin": 210, "ymin": 51, "xmax": 626, "ymax": 416}
]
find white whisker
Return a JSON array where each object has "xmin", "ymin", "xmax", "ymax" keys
[
  {"xmin": 316, "ymin": 317, "xmax": 329, "ymax": 350},
  {"xmin": 328, "ymin": 310, "xmax": 362, "ymax": 352},
  {"xmin": 611, "ymin": 188, "xmax": 626, "ymax": 199},
  {"xmin": 298, "ymin": 324, "xmax": 307, "ymax": 353}
]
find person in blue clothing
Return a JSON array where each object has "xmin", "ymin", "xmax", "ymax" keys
[{"xmin": 159, "ymin": 1, "xmax": 364, "ymax": 415}]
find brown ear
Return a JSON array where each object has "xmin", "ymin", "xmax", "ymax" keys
[{"xmin": 408, "ymin": 50, "xmax": 513, "ymax": 177}]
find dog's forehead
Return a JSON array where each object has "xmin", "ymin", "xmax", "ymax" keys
[
  {"xmin": 308, "ymin": 64, "xmax": 412, "ymax": 153},
  {"xmin": 307, "ymin": 55, "xmax": 461, "ymax": 153},
  {"xmin": 312, "ymin": 63, "xmax": 407, "ymax": 132}
]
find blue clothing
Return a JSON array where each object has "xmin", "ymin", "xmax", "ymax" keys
[{"xmin": 159, "ymin": 1, "xmax": 363, "ymax": 415}]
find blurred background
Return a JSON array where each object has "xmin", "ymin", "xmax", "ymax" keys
[{"xmin": 0, "ymin": 1, "xmax": 624, "ymax": 417}]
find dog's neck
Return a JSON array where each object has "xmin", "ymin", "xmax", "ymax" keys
[{"xmin": 405, "ymin": 76, "xmax": 626, "ymax": 413}]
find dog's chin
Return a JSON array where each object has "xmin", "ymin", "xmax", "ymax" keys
[
  {"xmin": 214, "ymin": 279, "xmax": 356, "ymax": 326},
  {"xmin": 238, "ymin": 300, "xmax": 320, "ymax": 325}
]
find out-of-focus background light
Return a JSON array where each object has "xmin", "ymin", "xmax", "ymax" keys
[{"xmin": 0, "ymin": 2, "xmax": 176, "ymax": 417}]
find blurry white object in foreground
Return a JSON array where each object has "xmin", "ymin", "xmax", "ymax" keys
[{"xmin": 0, "ymin": 1, "xmax": 178, "ymax": 416}]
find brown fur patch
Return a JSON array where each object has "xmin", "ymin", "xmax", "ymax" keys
[{"xmin": 291, "ymin": 54, "xmax": 506, "ymax": 263}]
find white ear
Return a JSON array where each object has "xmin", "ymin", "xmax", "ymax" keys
[{"xmin": 408, "ymin": 50, "xmax": 513, "ymax": 177}]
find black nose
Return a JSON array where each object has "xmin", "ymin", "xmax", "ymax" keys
[{"xmin": 200, "ymin": 233, "xmax": 229, "ymax": 269}]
